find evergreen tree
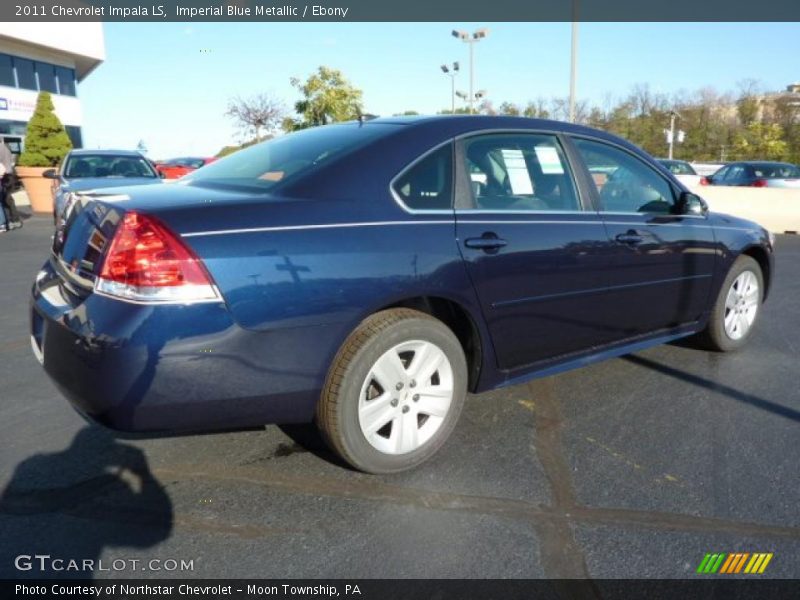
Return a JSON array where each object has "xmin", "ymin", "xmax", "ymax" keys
[{"xmin": 18, "ymin": 92, "xmax": 73, "ymax": 167}]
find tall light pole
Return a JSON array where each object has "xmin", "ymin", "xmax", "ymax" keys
[
  {"xmin": 667, "ymin": 110, "xmax": 682, "ymax": 159},
  {"xmin": 569, "ymin": 1, "xmax": 579, "ymax": 123},
  {"xmin": 452, "ymin": 28, "xmax": 489, "ymax": 115},
  {"xmin": 440, "ymin": 62, "xmax": 460, "ymax": 113}
]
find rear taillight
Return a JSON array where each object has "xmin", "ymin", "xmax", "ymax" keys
[
  {"xmin": 751, "ymin": 179, "xmax": 768, "ymax": 187},
  {"xmin": 699, "ymin": 177, "xmax": 709, "ymax": 186},
  {"xmin": 96, "ymin": 211, "xmax": 219, "ymax": 303}
]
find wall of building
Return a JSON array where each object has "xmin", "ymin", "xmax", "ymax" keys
[
  {"xmin": 690, "ymin": 185, "xmax": 800, "ymax": 234},
  {"xmin": 0, "ymin": 23, "xmax": 104, "ymax": 79}
]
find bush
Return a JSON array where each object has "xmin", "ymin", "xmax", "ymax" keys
[{"xmin": 17, "ymin": 91, "xmax": 73, "ymax": 167}]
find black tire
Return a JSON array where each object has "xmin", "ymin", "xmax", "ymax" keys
[
  {"xmin": 697, "ymin": 255, "xmax": 763, "ymax": 352},
  {"xmin": 316, "ymin": 308, "xmax": 467, "ymax": 474}
]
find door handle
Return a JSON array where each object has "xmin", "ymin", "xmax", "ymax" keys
[
  {"xmin": 464, "ymin": 233, "xmax": 508, "ymax": 251},
  {"xmin": 615, "ymin": 231, "xmax": 644, "ymax": 245}
]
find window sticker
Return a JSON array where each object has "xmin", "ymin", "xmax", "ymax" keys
[
  {"xmin": 500, "ymin": 148, "xmax": 533, "ymax": 195},
  {"xmin": 534, "ymin": 145, "xmax": 565, "ymax": 174}
]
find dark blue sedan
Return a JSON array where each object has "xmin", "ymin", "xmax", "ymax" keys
[
  {"xmin": 31, "ymin": 116, "xmax": 774, "ymax": 473},
  {"xmin": 44, "ymin": 149, "xmax": 163, "ymax": 224}
]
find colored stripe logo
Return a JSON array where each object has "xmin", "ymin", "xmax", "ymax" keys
[{"xmin": 696, "ymin": 552, "xmax": 773, "ymax": 574}]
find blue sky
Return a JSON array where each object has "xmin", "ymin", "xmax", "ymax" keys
[{"xmin": 79, "ymin": 22, "xmax": 800, "ymax": 158}]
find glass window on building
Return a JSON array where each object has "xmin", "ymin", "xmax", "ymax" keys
[
  {"xmin": 14, "ymin": 58, "xmax": 36, "ymax": 90},
  {"xmin": 65, "ymin": 126, "xmax": 83, "ymax": 149},
  {"xmin": 56, "ymin": 66, "xmax": 76, "ymax": 96},
  {"xmin": 0, "ymin": 54, "xmax": 14, "ymax": 87},
  {"xmin": 36, "ymin": 62, "xmax": 57, "ymax": 93}
]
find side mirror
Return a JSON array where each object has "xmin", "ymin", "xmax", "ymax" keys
[
  {"xmin": 678, "ymin": 191, "xmax": 708, "ymax": 216},
  {"xmin": 158, "ymin": 171, "xmax": 166, "ymax": 179},
  {"xmin": 42, "ymin": 169, "xmax": 58, "ymax": 179}
]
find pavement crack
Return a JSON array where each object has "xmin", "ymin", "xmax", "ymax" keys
[{"xmin": 527, "ymin": 379, "xmax": 599, "ymax": 591}]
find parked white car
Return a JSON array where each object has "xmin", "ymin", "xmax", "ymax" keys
[{"xmin": 658, "ymin": 159, "xmax": 704, "ymax": 187}]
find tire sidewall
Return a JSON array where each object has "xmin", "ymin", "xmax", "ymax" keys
[{"xmin": 335, "ymin": 317, "xmax": 467, "ymax": 474}]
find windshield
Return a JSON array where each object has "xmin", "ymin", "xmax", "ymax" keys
[
  {"xmin": 64, "ymin": 154, "xmax": 157, "ymax": 179},
  {"xmin": 183, "ymin": 122, "xmax": 395, "ymax": 191},
  {"xmin": 661, "ymin": 160, "xmax": 697, "ymax": 175},
  {"xmin": 753, "ymin": 164, "xmax": 800, "ymax": 178}
]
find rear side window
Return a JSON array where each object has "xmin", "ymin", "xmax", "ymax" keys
[
  {"xmin": 392, "ymin": 144, "xmax": 453, "ymax": 210},
  {"xmin": 462, "ymin": 134, "xmax": 580, "ymax": 212}
]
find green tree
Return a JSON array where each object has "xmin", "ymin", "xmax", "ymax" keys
[
  {"xmin": 731, "ymin": 123, "xmax": 788, "ymax": 160},
  {"xmin": 284, "ymin": 66, "xmax": 363, "ymax": 131},
  {"xmin": 497, "ymin": 102, "xmax": 520, "ymax": 116},
  {"xmin": 17, "ymin": 91, "xmax": 72, "ymax": 167}
]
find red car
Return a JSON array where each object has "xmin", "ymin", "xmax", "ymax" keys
[{"xmin": 154, "ymin": 156, "xmax": 217, "ymax": 179}]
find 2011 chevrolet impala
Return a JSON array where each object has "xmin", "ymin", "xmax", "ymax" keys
[{"xmin": 31, "ymin": 116, "xmax": 774, "ymax": 473}]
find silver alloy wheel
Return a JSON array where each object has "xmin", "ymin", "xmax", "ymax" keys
[
  {"xmin": 723, "ymin": 270, "xmax": 759, "ymax": 341},
  {"xmin": 358, "ymin": 340, "xmax": 454, "ymax": 455}
]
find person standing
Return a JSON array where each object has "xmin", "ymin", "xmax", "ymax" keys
[{"xmin": 0, "ymin": 141, "xmax": 22, "ymax": 231}]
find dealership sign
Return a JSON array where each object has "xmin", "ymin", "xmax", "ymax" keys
[{"xmin": 0, "ymin": 86, "xmax": 81, "ymax": 125}]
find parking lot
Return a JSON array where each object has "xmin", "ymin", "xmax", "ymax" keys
[{"xmin": 1, "ymin": 214, "xmax": 799, "ymax": 580}]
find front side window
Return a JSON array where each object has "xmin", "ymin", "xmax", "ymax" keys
[
  {"xmin": 574, "ymin": 138, "xmax": 675, "ymax": 214},
  {"xmin": 462, "ymin": 134, "xmax": 580, "ymax": 212},
  {"xmin": 392, "ymin": 144, "xmax": 453, "ymax": 210}
]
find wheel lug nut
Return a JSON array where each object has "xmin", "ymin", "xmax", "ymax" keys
[
  {"xmin": 413, "ymin": 394, "xmax": 419, "ymax": 402},
  {"xmin": 402, "ymin": 406, "xmax": 410, "ymax": 413},
  {"xmin": 409, "ymin": 380, "xmax": 416, "ymax": 388},
  {"xmin": 396, "ymin": 382, "xmax": 404, "ymax": 390},
  {"xmin": 390, "ymin": 398, "xmax": 399, "ymax": 407}
]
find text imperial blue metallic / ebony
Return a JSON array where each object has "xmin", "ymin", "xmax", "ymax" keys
[{"xmin": 30, "ymin": 116, "xmax": 774, "ymax": 473}]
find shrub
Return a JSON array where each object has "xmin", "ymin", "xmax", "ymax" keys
[{"xmin": 17, "ymin": 91, "xmax": 73, "ymax": 167}]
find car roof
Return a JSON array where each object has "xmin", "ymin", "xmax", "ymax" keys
[
  {"xmin": 729, "ymin": 161, "xmax": 795, "ymax": 167},
  {"xmin": 356, "ymin": 114, "xmax": 638, "ymax": 149},
  {"xmin": 67, "ymin": 149, "xmax": 144, "ymax": 157}
]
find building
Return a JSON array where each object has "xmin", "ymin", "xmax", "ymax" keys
[{"xmin": 0, "ymin": 23, "xmax": 104, "ymax": 157}]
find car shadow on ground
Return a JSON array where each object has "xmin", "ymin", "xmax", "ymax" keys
[
  {"xmin": 623, "ymin": 354, "xmax": 800, "ymax": 423},
  {"xmin": 0, "ymin": 427, "xmax": 173, "ymax": 579}
]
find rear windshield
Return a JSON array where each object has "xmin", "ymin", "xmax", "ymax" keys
[
  {"xmin": 65, "ymin": 155, "xmax": 157, "ymax": 179},
  {"xmin": 753, "ymin": 164, "xmax": 800, "ymax": 178},
  {"xmin": 182, "ymin": 122, "xmax": 395, "ymax": 191},
  {"xmin": 661, "ymin": 160, "xmax": 697, "ymax": 175}
]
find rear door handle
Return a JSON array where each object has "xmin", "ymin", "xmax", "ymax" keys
[
  {"xmin": 464, "ymin": 234, "xmax": 508, "ymax": 251},
  {"xmin": 615, "ymin": 232, "xmax": 644, "ymax": 245}
]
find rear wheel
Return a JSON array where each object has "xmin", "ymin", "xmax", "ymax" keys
[
  {"xmin": 316, "ymin": 308, "xmax": 467, "ymax": 473},
  {"xmin": 698, "ymin": 255, "xmax": 763, "ymax": 351}
]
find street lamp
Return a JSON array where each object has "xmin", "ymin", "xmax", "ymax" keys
[
  {"xmin": 455, "ymin": 89, "xmax": 488, "ymax": 111},
  {"xmin": 667, "ymin": 110, "xmax": 682, "ymax": 160},
  {"xmin": 440, "ymin": 62, "xmax": 460, "ymax": 113},
  {"xmin": 452, "ymin": 28, "xmax": 489, "ymax": 114}
]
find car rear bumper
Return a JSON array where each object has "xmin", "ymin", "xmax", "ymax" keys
[{"xmin": 30, "ymin": 260, "xmax": 343, "ymax": 433}]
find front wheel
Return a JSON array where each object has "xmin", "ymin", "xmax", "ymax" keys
[
  {"xmin": 698, "ymin": 255, "xmax": 763, "ymax": 352},
  {"xmin": 316, "ymin": 308, "xmax": 467, "ymax": 474}
]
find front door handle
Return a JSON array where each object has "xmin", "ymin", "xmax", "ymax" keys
[
  {"xmin": 464, "ymin": 233, "xmax": 508, "ymax": 251},
  {"xmin": 615, "ymin": 231, "xmax": 644, "ymax": 245}
]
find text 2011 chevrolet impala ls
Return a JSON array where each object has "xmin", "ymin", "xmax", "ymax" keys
[{"xmin": 31, "ymin": 116, "xmax": 774, "ymax": 473}]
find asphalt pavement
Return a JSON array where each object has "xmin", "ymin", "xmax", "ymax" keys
[{"xmin": 1, "ymin": 215, "xmax": 798, "ymax": 580}]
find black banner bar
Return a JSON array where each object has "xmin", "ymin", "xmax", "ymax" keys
[
  {"xmin": 5, "ymin": 0, "xmax": 800, "ymax": 22},
  {"xmin": 4, "ymin": 579, "xmax": 800, "ymax": 600}
]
